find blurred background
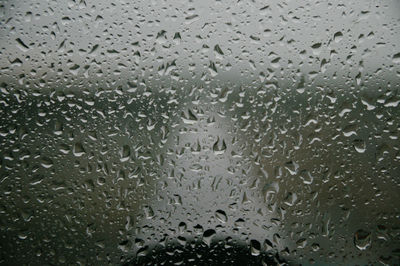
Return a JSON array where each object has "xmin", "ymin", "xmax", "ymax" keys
[{"xmin": 0, "ymin": 0, "xmax": 399, "ymax": 265}]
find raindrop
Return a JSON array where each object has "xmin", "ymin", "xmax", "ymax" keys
[
  {"xmin": 354, "ymin": 230, "xmax": 372, "ymax": 250},
  {"xmin": 353, "ymin": 139, "xmax": 366, "ymax": 153},
  {"xmin": 213, "ymin": 137, "xmax": 227, "ymax": 155},
  {"xmin": 73, "ymin": 142, "xmax": 85, "ymax": 157},
  {"xmin": 202, "ymin": 229, "xmax": 216, "ymax": 247},
  {"xmin": 215, "ymin": 209, "xmax": 227, "ymax": 223},
  {"xmin": 250, "ymin": 239, "xmax": 261, "ymax": 256},
  {"xmin": 120, "ymin": 145, "xmax": 130, "ymax": 162}
]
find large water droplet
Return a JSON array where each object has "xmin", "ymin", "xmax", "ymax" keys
[{"xmin": 354, "ymin": 229, "xmax": 372, "ymax": 250}]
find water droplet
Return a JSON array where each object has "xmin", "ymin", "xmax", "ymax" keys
[
  {"xmin": 73, "ymin": 142, "xmax": 85, "ymax": 157},
  {"xmin": 213, "ymin": 137, "xmax": 227, "ymax": 155},
  {"xmin": 333, "ymin": 31, "xmax": 343, "ymax": 43},
  {"xmin": 215, "ymin": 209, "xmax": 227, "ymax": 223},
  {"xmin": 120, "ymin": 145, "xmax": 130, "ymax": 162},
  {"xmin": 354, "ymin": 229, "xmax": 371, "ymax": 250},
  {"xmin": 393, "ymin": 52, "xmax": 400, "ymax": 64},
  {"xmin": 250, "ymin": 239, "xmax": 261, "ymax": 256},
  {"xmin": 202, "ymin": 229, "xmax": 216, "ymax": 247},
  {"xmin": 353, "ymin": 139, "xmax": 366, "ymax": 153}
]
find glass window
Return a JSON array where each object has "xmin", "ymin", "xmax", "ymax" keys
[{"xmin": 0, "ymin": 0, "xmax": 399, "ymax": 264}]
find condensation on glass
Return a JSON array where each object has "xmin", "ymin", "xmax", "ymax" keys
[{"xmin": 0, "ymin": 0, "xmax": 399, "ymax": 265}]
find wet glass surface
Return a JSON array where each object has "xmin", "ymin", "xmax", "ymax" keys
[{"xmin": 0, "ymin": 0, "xmax": 400, "ymax": 265}]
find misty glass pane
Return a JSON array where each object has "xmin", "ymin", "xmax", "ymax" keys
[{"xmin": 0, "ymin": 0, "xmax": 400, "ymax": 265}]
